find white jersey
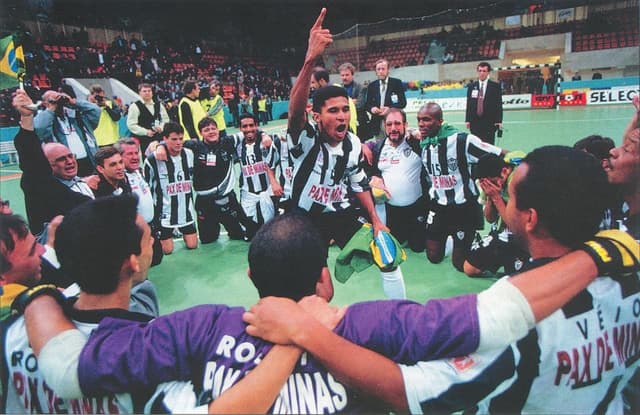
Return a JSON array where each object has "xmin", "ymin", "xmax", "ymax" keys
[
  {"xmin": 422, "ymin": 132, "xmax": 501, "ymax": 206},
  {"xmin": 376, "ymin": 139, "xmax": 423, "ymax": 207},
  {"xmin": 126, "ymin": 169, "xmax": 154, "ymax": 223},
  {"xmin": 237, "ymin": 140, "xmax": 277, "ymax": 195},
  {"xmin": 401, "ymin": 268, "xmax": 640, "ymax": 414},
  {"xmin": 2, "ymin": 313, "xmax": 148, "ymax": 413},
  {"xmin": 274, "ymin": 132, "xmax": 294, "ymax": 200},
  {"xmin": 226, "ymin": 132, "xmax": 278, "ymax": 196},
  {"xmin": 289, "ymin": 122, "xmax": 368, "ymax": 214},
  {"xmin": 144, "ymin": 148, "xmax": 195, "ymax": 228}
]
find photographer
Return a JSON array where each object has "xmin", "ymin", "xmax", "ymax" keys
[
  {"xmin": 34, "ymin": 89, "xmax": 101, "ymax": 176},
  {"xmin": 88, "ymin": 84, "xmax": 121, "ymax": 148}
]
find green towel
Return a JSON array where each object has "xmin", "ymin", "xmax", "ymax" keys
[{"xmin": 335, "ymin": 224, "xmax": 406, "ymax": 283}]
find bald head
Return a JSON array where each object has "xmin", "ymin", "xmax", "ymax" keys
[
  {"xmin": 419, "ymin": 102, "xmax": 443, "ymax": 121},
  {"xmin": 44, "ymin": 143, "xmax": 78, "ymax": 179}
]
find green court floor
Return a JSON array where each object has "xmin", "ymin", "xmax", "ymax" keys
[{"xmin": 0, "ymin": 104, "xmax": 633, "ymax": 313}]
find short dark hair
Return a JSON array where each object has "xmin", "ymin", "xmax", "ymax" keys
[
  {"xmin": 0, "ymin": 214, "xmax": 30, "ymax": 274},
  {"xmin": 55, "ymin": 195, "xmax": 142, "ymax": 294},
  {"xmin": 198, "ymin": 117, "xmax": 218, "ymax": 132},
  {"xmin": 573, "ymin": 135, "xmax": 615, "ymax": 161},
  {"xmin": 94, "ymin": 146, "xmax": 120, "ymax": 167},
  {"xmin": 384, "ymin": 108, "xmax": 407, "ymax": 124},
  {"xmin": 515, "ymin": 146, "xmax": 609, "ymax": 248},
  {"xmin": 138, "ymin": 83, "xmax": 153, "ymax": 91},
  {"xmin": 249, "ymin": 212, "xmax": 327, "ymax": 300},
  {"xmin": 312, "ymin": 85, "xmax": 348, "ymax": 113},
  {"xmin": 238, "ymin": 113, "xmax": 258, "ymax": 124},
  {"xmin": 478, "ymin": 62, "xmax": 492, "ymax": 71},
  {"xmin": 183, "ymin": 80, "xmax": 198, "ymax": 96},
  {"xmin": 312, "ymin": 68, "xmax": 330, "ymax": 84},
  {"xmin": 163, "ymin": 122, "xmax": 184, "ymax": 137},
  {"xmin": 475, "ymin": 153, "xmax": 509, "ymax": 179},
  {"xmin": 419, "ymin": 102, "xmax": 443, "ymax": 121}
]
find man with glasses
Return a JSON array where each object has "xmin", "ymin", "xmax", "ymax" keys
[
  {"xmin": 34, "ymin": 89, "xmax": 101, "ymax": 176},
  {"xmin": 12, "ymin": 90, "xmax": 94, "ymax": 237}
]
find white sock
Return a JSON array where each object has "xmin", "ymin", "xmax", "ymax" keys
[{"xmin": 381, "ymin": 267, "xmax": 406, "ymax": 299}]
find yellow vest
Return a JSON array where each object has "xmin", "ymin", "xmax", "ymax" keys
[
  {"xmin": 94, "ymin": 101, "xmax": 120, "ymax": 146},
  {"xmin": 179, "ymin": 96, "xmax": 207, "ymax": 139},
  {"xmin": 258, "ymin": 98, "xmax": 267, "ymax": 112},
  {"xmin": 200, "ymin": 95, "xmax": 226, "ymax": 131}
]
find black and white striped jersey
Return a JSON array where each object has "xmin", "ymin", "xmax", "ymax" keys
[
  {"xmin": 273, "ymin": 132, "xmax": 294, "ymax": 200},
  {"xmin": 401, "ymin": 265, "xmax": 640, "ymax": 414},
  {"xmin": 422, "ymin": 132, "xmax": 501, "ymax": 206},
  {"xmin": 144, "ymin": 148, "xmax": 195, "ymax": 228},
  {"xmin": 227, "ymin": 132, "xmax": 278, "ymax": 196},
  {"xmin": 289, "ymin": 122, "xmax": 369, "ymax": 214}
]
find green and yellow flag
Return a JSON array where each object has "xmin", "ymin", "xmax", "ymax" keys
[{"xmin": 0, "ymin": 35, "xmax": 25, "ymax": 90}]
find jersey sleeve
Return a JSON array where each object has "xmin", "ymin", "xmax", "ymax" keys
[
  {"xmin": 78, "ymin": 304, "xmax": 235, "ymax": 395},
  {"xmin": 347, "ymin": 136, "xmax": 369, "ymax": 193},
  {"xmin": 466, "ymin": 134, "xmax": 502, "ymax": 163},
  {"xmin": 400, "ymin": 346, "xmax": 516, "ymax": 414},
  {"xmin": 288, "ymin": 122, "xmax": 317, "ymax": 159},
  {"xmin": 336, "ymin": 295, "xmax": 480, "ymax": 364}
]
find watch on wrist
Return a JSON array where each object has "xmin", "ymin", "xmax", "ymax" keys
[{"xmin": 11, "ymin": 284, "xmax": 65, "ymax": 316}]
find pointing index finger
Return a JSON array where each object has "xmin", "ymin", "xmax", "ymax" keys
[{"xmin": 311, "ymin": 8, "xmax": 326, "ymax": 30}]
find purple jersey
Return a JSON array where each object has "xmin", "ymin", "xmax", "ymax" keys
[{"xmin": 79, "ymin": 296, "xmax": 479, "ymax": 412}]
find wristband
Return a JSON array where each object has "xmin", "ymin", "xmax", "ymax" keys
[
  {"xmin": 11, "ymin": 284, "xmax": 65, "ymax": 315},
  {"xmin": 581, "ymin": 230, "xmax": 639, "ymax": 277}
]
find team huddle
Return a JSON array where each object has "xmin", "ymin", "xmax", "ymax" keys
[{"xmin": 1, "ymin": 7, "xmax": 639, "ymax": 415}]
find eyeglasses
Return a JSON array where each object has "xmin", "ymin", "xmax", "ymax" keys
[
  {"xmin": 54, "ymin": 153, "xmax": 76, "ymax": 163},
  {"xmin": 0, "ymin": 200, "xmax": 9, "ymax": 208}
]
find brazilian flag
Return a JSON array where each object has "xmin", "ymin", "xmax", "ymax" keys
[{"xmin": 0, "ymin": 35, "xmax": 25, "ymax": 90}]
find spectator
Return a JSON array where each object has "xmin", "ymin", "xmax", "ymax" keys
[{"xmin": 34, "ymin": 90, "xmax": 100, "ymax": 176}]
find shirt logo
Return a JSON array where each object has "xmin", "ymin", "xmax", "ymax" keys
[{"xmin": 447, "ymin": 157, "xmax": 458, "ymax": 172}]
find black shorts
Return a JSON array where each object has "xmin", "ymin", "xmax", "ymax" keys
[
  {"xmin": 159, "ymin": 224, "xmax": 197, "ymax": 240},
  {"xmin": 466, "ymin": 229, "xmax": 529, "ymax": 274},
  {"xmin": 305, "ymin": 209, "xmax": 367, "ymax": 249},
  {"xmin": 424, "ymin": 200, "xmax": 483, "ymax": 242},
  {"xmin": 386, "ymin": 197, "xmax": 427, "ymax": 252}
]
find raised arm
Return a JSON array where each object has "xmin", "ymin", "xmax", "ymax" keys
[{"xmin": 288, "ymin": 8, "xmax": 332, "ymax": 142}]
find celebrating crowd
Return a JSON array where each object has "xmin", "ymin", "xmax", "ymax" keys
[{"xmin": 1, "ymin": 7, "xmax": 639, "ymax": 414}]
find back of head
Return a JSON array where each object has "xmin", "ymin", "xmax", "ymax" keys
[
  {"xmin": 573, "ymin": 135, "xmax": 615, "ymax": 161},
  {"xmin": 183, "ymin": 80, "xmax": 197, "ymax": 96},
  {"xmin": 55, "ymin": 195, "xmax": 141, "ymax": 294},
  {"xmin": 312, "ymin": 85, "xmax": 348, "ymax": 113},
  {"xmin": 248, "ymin": 212, "xmax": 327, "ymax": 300},
  {"xmin": 516, "ymin": 146, "xmax": 609, "ymax": 248},
  {"xmin": 313, "ymin": 68, "xmax": 330, "ymax": 84},
  {"xmin": 475, "ymin": 153, "xmax": 509, "ymax": 179}
]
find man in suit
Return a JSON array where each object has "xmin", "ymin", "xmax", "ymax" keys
[
  {"xmin": 465, "ymin": 62, "xmax": 503, "ymax": 145},
  {"xmin": 364, "ymin": 59, "xmax": 406, "ymax": 140}
]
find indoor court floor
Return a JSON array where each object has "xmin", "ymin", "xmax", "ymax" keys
[{"xmin": 0, "ymin": 104, "xmax": 632, "ymax": 313}]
